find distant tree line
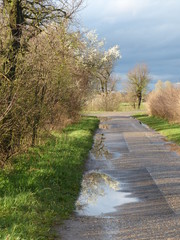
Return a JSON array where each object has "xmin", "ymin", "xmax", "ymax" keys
[{"xmin": 85, "ymin": 63, "xmax": 150, "ymax": 112}]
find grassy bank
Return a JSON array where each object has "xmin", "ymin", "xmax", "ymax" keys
[
  {"xmin": 134, "ymin": 114, "xmax": 180, "ymax": 144},
  {"xmin": 0, "ymin": 117, "xmax": 99, "ymax": 240},
  {"xmin": 118, "ymin": 102, "xmax": 147, "ymax": 112}
]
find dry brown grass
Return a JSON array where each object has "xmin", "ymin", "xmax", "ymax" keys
[
  {"xmin": 85, "ymin": 92, "xmax": 122, "ymax": 111},
  {"xmin": 147, "ymin": 84, "xmax": 180, "ymax": 123}
]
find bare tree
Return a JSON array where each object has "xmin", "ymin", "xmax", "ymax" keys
[{"xmin": 127, "ymin": 63, "xmax": 150, "ymax": 109}]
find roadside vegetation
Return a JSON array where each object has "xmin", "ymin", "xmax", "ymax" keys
[
  {"xmin": 0, "ymin": 1, "xmax": 120, "ymax": 164},
  {"xmin": 147, "ymin": 80, "xmax": 180, "ymax": 123},
  {"xmin": 134, "ymin": 81, "xmax": 180, "ymax": 145},
  {"xmin": 0, "ymin": 117, "xmax": 99, "ymax": 240}
]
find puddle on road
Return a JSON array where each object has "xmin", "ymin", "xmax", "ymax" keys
[
  {"xmin": 75, "ymin": 171, "xmax": 138, "ymax": 217},
  {"xmin": 76, "ymin": 120, "xmax": 137, "ymax": 217},
  {"xmin": 90, "ymin": 133, "xmax": 121, "ymax": 161}
]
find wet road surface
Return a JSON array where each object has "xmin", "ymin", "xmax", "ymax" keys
[{"xmin": 55, "ymin": 113, "xmax": 180, "ymax": 239}]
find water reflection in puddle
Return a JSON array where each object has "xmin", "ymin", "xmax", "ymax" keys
[
  {"xmin": 91, "ymin": 133, "xmax": 121, "ymax": 161},
  {"xmin": 99, "ymin": 123, "xmax": 109, "ymax": 130},
  {"xmin": 75, "ymin": 171, "xmax": 138, "ymax": 217}
]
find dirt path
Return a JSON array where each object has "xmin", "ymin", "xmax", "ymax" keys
[{"xmin": 55, "ymin": 112, "xmax": 180, "ymax": 239}]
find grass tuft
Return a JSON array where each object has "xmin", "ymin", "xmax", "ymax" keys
[{"xmin": 0, "ymin": 116, "xmax": 99, "ymax": 240}]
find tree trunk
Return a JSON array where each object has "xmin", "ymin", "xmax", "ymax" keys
[
  {"xmin": 5, "ymin": 0, "xmax": 23, "ymax": 81},
  {"xmin": 2, "ymin": 0, "xmax": 24, "ymax": 155},
  {"xmin": 100, "ymin": 79, "xmax": 104, "ymax": 93},
  {"xmin": 138, "ymin": 92, "xmax": 142, "ymax": 109}
]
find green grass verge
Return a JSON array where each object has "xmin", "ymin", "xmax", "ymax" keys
[
  {"xmin": 134, "ymin": 114, "xmax": 180, "ymax": 144},
  {"xmin": 0, "ymin": 117, "xmax": 99, "ymax": 240},
  {"xmin": 117, "ymin": 102, "xmax": 147, "ymax": 112}
]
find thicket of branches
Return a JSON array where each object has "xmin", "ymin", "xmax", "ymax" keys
[
  {"xmin": 147, "ymin": 81, "xmax": 180, "ymax": 122},
  {"xmin": 0, "ymin": 1, "xmax": 120, "ymax": 164}
]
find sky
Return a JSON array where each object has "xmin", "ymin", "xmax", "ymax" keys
[{"xmin": 79, "ymin": 0, "xmax": 180, "ymax": 90}]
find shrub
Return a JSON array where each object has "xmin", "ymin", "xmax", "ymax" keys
[{"xmin": 147, "ymin": 83, "xmax": 180, "ymax": 122}]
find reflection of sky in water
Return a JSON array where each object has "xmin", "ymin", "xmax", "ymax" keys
[{"xmin": 76, "ymin": 171, "xmax": 138, "ymax": 217}]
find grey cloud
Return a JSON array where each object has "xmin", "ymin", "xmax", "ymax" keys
[{"xmin": 80, "ymin": 0, "xmax": 180, "ymax": 89}]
